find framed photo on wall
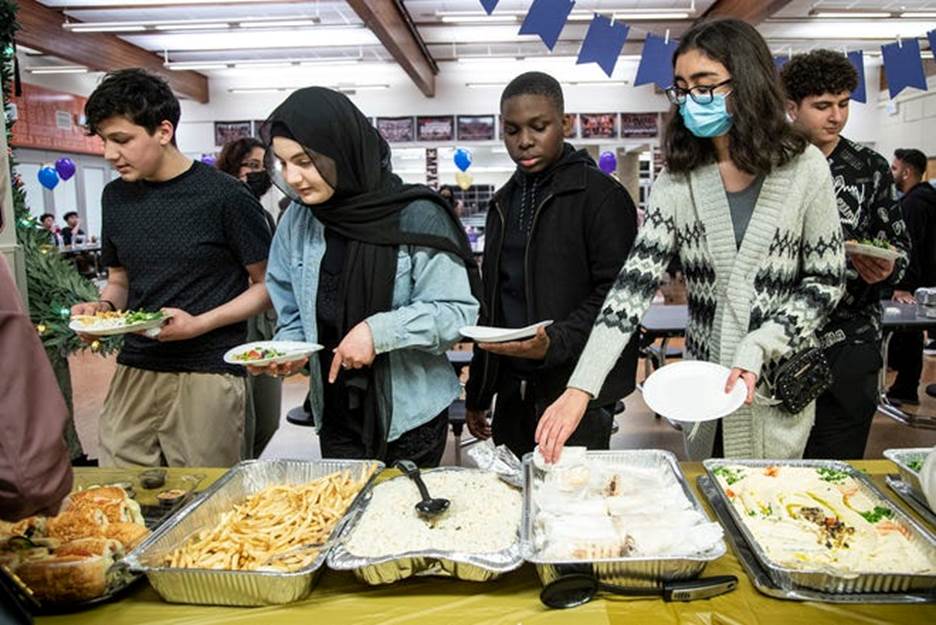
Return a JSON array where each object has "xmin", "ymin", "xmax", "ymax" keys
[
  {"xmin": 580, "ymin": 113, "xmax": 618, "ymax": 139},
  {"xmin": 620, "ymin": 113, "xmax": 660, "ymax": 139},
  {"xmin": 564, "ymin": 113, "xmax": 579, "ymax": 139},
  {"xmin": 214, "ymin": 121, "xmax": 253, "ymax": 147},
  {"xmin": 417, "ymin": 116, "xmax": 455, "ymax": 142},
  {"xmin": 376, "ymin": 116, "xmax": 415, "ymax": 143},
  {"xmin": 457, "ymin": 115, "xmax": 496, "ymax": 141}
]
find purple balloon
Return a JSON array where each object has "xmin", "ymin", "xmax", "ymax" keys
[
  {"xmin": 55, "ymin": 157, "xmax": 77, "ymax": 181},
  {"xmin": 200, "ymin": 154, "xmax": 217, "ymax": 167},
  {"xmin": 598, "ymin": 151, "xmax": 617, "ymax": 175},
  {"xmin": 38, "ymin": 166, "xmax": 59, "ymax": 190}
]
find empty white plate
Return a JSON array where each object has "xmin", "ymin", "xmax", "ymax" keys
[
  {"xmin": 844, "ymin": 241, "xmax": 901, "ymax": 261},
  {"xmin": 223, "ymin": 340, "xmax": 323, "ymax": 366},
  {"xmin": 642, "ymin": 361, "xmax": 747, "ymax": 423},
  {"xmin": 459, "ymin": 320, "xmax": 553, "ymax": 343}
]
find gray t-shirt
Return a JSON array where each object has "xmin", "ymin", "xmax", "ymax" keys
[{"xmin": 726, "ymin": 175, "xmax": 765, "ymax": 248}]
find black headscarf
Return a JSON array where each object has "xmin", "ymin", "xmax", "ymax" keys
[{"xmin": 261, "ymin": 87, "xmax": 482, "ymax": 459}]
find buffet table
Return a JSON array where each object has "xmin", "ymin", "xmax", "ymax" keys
[{"xmin": 33, "ymin": 461, "xmax": 934, "ymax": 625}]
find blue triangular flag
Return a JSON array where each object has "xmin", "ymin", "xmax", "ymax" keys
[
  {"xmin": 773, "ymin": 55, "xmax": 790, "ymax": 72},
  {"xmin": 519, "ymin": 0, "xmax": 575, "ymax": 51},
  {"xmin": 928, "ymin": 29, "xmax": 936, "ymax": 61},
  {"xmin": 882, "ymin": 38, "xmax": 928, "ymax": 98},
  {"xmin": 479, "ymin": 0, "xmax": 499, "ymax": 15},
  {"xmin": 576, "ymin": 15, "xmax": 630, "ymax": 77},
  {"xmin": 847, "ymin": 50, "xmax": 867, "ymax": 103},
  {"xmin": 634, "ymin": 33, "xmax": 678, "ymax": 90}
]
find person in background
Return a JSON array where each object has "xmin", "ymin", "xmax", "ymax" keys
[
  {"xmin": 887, "ymin": 148, "xmax": 936, "ymax": 405},
  {"xmin": 73, "ymin": 69, "xmax": 272, "ymax": 468},
  {"xmin": 255, "ymin": 87, "xmax": 480, "ymax": 466},
  {"xmin": 217, "ymin": 137, "xmax": 282, "ymax": 458},
  {"xmin": 0, "ymin": 256, "xmax": 73, "ymax": 521},
  {"xmin": 438, "ymin": 185, "xmax": 455, "ymax": 208},
  {"xmin": 465, "ymin": 72, "xmax": 639, "ymax": 459},
  {"xmin": 782, "ymin": 50, "xmax": 910, "ymax": 460},
  {"xmin": 39, "ymin": 212, "xmax": 63, "ymax": 246},
  {"xmin": 60, "ymin": 211, "xmax": 85, "ymax": 246},
  {"xmin": 538, "ymin": 19, "xmax": 845, "ymax": 464}
]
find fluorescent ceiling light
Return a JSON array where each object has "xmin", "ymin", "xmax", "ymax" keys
[
  {"xmin": 810, "ymin": 11, "xmax": 893, "ymax": 19},
  {"xmin": 240, "ymin": 19, "xmax": 320, "ymax": 28},
  {"xmin": 565, "ymin": 80, "xmax": 630, "ymax": 86},
  {"xmin": 233, "ymin": 61, "xmax": 293, "ymax": 69},
  {"xmin": 298, "ymin": 58, "xmax": 364, "ymax": 66},
  {"xmin": 441, "ymin": 15, "xmax": 519, "ymax": 23},
  {"xmin": 900, "ymin": 12, "xmax": 936, "ymax": 18},
  {"xmin": 165, "ymin": 62, "xmax": 229, "ymax": 71},
  {"xmin": 229, "ymin": 84, "xmax": 388, "ymax": 94},
  {"xmin": 567, "ymin": 11, "xmax": 691, "ymax": 21},
  {"xmin": 29, "ymin": 66, "xmax": 88, "ymax": 74},
  {"xmin": 66, "ymin": 23, "xmax": 146, "ymax": 32},
  {"xmin": 436, "ymin": 10, "xmax": 526, "ymax": 17},
  {"xmin": 65, "ymin": 16, "xmax": 328, "ymax": 33},
  {"xmin": 229, "ymin": 88, "xmax": 286, "ymax": 94},
  {"xmin": 154, "ymin": 23, "xmax": 230, "ymax": 31},
  {"xmin": 465, "ymin": 82, "xmax": 506, "ymax": 88}
]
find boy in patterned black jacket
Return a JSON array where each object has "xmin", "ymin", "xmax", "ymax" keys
[{"xmin": 782, "ymin": 50, "xmax": 910, "ymax": 460}]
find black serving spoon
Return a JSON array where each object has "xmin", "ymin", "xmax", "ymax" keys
[
  {"xmin": 394, "ymin": 460, "xmax": 450, "ymax": 517},
  {"xmin": 540, "ymin": 574, "xmax": 738, "ymax": 609}
]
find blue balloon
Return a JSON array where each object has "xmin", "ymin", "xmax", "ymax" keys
[
  {"xmin": 453, "ymin": 148, "xmax": 472, "ymax": 172},
  {"xmin": 38, "ymin": 166, "xmax": 59, "ymax": 190}
]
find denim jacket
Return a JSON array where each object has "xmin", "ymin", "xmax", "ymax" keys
[{"xmin": 265, "ymin": 200, "xmax": 479, "ymax": 440}]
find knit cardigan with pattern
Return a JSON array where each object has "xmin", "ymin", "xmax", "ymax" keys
[{"xmin": 568, "ymin": 144, "xmax": 846, "ymax": 459}]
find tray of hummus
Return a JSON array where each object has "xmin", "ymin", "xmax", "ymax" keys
[
  {"xmin": 69, "ymin": 310, "xmax": 170, "ymax": 336},
  {"xmin": 704, "ymin": 459, "xmax": 936, "ymax": 594},
  {"xmin": 884, "ymin": 448, "xmax": 932, "ymax": 513}
]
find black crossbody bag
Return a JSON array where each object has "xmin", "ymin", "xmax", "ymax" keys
[{"xmin": 770, "ymin": 347, "xmax": 833, "ymax": 414}]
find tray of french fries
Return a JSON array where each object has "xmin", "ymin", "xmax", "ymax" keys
[{"xmin": 124, "ymin": 459, "xmax": 382, "ymax": 606}]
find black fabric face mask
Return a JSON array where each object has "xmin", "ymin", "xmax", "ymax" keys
[{"xmin": 245, "ymin": 170, "xmax": 272, "ymax": 198}]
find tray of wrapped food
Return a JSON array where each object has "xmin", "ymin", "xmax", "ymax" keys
[
  {"xmin": 327, "ymin": 467, "xmax": 524, "ymax": 584},
  {"xmin": 884, "ymin": 448, "xmax": 932, "ymax": 514},
  {"xmin": 704, "ymin": 459, "xmax": 936, "ymax": 594},
  {"xmin": 521, "ymin": 449, "xmax": 726, "ymax": 590},
  {"xmin": 124, "ymin": 459, "xmax": 381, "ymax": 606},
  {"xmin": 0, "ymin": 486, "xmax": 152, "ymax": 612}
]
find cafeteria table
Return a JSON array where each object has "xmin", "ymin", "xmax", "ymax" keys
[
  {"xmin": 31, "ymin": 463, "xmax": 933, "ymax": 625},
  {"xmin": 880, "ymin": 301, "xmax": 936, "ymax": 429}
]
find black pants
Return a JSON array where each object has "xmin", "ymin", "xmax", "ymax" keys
[
  {"xmin": 492, "ymin": 376, "xmax": 614, "ymax": 459},
  {"xmin": 804, "ymin": 340, "xmax": 882, "ymax": 460},
  {"xmin": 887, "ymin": 329, "xmax": 924, "ymax": 397},
  {"xmin": 319, "ymin": 410, "xmax": 448, "ymax": 468}
]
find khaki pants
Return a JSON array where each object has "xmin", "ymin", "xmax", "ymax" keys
[{"xmin": 98, "ymin": 365, "xmax": 246, "ymax": 468}]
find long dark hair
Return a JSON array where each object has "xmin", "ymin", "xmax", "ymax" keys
[
  {"xmin": 216, "ymin": 137, "xmax": 264, "ymax": 178},
  {"xmin": 663, "ymin": 18, "xmax": 807, "ymax": 176}
]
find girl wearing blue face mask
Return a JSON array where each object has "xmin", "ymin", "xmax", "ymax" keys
[{"xmin": 537, "ymin": 18, "xmax": 847, "ymax": 464}]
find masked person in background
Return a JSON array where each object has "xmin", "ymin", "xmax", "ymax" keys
[
  {"xmin": 253, "ymin": 87, "xmax": 480, "ymax": 466},
  {"xmin": 217, "ymin": 138, "xmax": 281, "ymax": 458},
  {"xmin": 537, "ymin": 18, "xmax": 845, "ymax": 464}
]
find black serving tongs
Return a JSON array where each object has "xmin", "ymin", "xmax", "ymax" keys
[{"xmin": 540, "ymin": 574, "xmax": 738, "ymax": 609}]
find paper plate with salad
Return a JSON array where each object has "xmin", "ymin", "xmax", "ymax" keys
[
  {"xmin": 69, "ymin": 310, "xmax": 171, "ymax": 336},
  {"xmin": 844, "ymin": 238, "xmax": 902, "ymax": 261},
  {"xmin": 223, "ymin": 341, "xmax": 323, "ymax": 366}
]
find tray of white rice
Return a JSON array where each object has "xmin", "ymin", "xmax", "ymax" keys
[
  {"xmin": 522, "ymin": 449, "xmax": 726, "ymax": 590},
  {"xmin": 327, "ymin": 467, "xmax": 523, "ymax": 584}
]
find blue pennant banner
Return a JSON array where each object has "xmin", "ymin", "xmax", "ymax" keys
[
  {"xmin": 881, "ymin": 38, "xmax": 928, "ymax": 98},
  {"xmin": 847, "ymin": 50, "xmax": 867, "ymax": 103},
  {"xmin": 479, "ymin": 0, "xmax": 499, "ymax": 15},
  {"xmin": 634, "ymin": 33, "xmax": 678, "ymax": 90},
  {"xmin": 928, "ymin": 29, "xmax": 936, "ymax": 61},
  {"xmin": 576, "ymin": 15, "xmax": 630, "ymax": 77},
  {"xmin": 519, "ymin": 0, "xmax": 575, "ymax": 51}
]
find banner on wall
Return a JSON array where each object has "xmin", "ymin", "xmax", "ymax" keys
[
  {"xmin": 564, "ymin": 113, "xmax": 578, "ymax": 139},
  {"xmin": 425, "ymin": 148, "xmax": 439, "ymax": 188},
  {"xmin": 620, "ymin": 113, "xmax": 659, "ymax": 139},
  {"xmin": 457, "ymin": 115, "xmax": 496, "ymax": 141},
  {"xmin": 417, "ymin": 116, "xmax": 455, "ymax": 141},
  {"xmin": 214, "ymin": 121, "xmax": 252, "ymax": 147},
  {"xmin": 376, "ymin": 116, "xmax": 416, "ymax": 143},
  {"xmin": 580, "ymin": 113, "xmax": 618, "ymax": 139}
]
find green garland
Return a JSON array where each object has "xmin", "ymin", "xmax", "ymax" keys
[{"xmin": 2, "ymin": 0, "xmax": 119, "ymax": 357}]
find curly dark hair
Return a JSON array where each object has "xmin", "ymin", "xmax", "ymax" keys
[
  {"xmin": 84, "ymin": 69, "xmax": 180, "ymax": 144},
  {"xmin": 663, "ymin": 18, "xmax": 808, "ymax": 176},
  {"xmin": 780, "ymin": 50, "xmax": 858, "ymax": 104},
  {"xmin": 216, "ymin": 137, "xmax": 265, "ymax": 178}
]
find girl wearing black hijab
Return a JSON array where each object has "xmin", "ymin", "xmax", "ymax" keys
[{"xmin": 256, "ymin": 88, "xmax": 480, "ymax": 466}]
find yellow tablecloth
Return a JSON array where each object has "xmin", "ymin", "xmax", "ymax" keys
[{"xmin": 35, "ymin": 461, "xmax": 935, "ymax": 625}]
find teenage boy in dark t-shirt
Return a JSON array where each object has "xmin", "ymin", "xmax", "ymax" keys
[
  {"xmin": 465, "ymin": 72, "xmax": 639, "ymax": 458},
  {"xmin": 72, "ymin": 69, "xmax": 272, "ymax": 468},
  {"xmin": 782, "ymin": 51, "xmax": 910, "ymax": 460}
]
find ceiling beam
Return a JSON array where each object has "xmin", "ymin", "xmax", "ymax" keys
[
  {"xmin": 701, "ymin": 0, "xmax": 796, "ymax": 25},
  {"xmin": 15, "ymin": 0, "xmax": 209, "ymax": 103},
  {"xmin": 346, "ymin": 0, "xmax": 436, "ymax": 97}
]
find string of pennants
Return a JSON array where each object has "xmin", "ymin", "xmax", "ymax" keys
[{"xmin": 480, "ymin": 0, "xmax": 936, "ymax": 102}]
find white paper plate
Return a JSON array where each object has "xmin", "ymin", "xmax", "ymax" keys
[
  {"xmin": 223, "ymin": 340, "xmax": 323, "ymax": 366},
  {"xmin": 459, "ymin": 320, "xmax": 553, "ymax": 343},
  {"xmin": 68, "ymin": 313, "xmax": 171, "ymax": 337},
  {"xmin": 642, "ymin": 361, "xmax": 747, "ymax": 423},
  {"xmin": 844, "ymin": 241, "xmax": 901, "ymax": 261}
]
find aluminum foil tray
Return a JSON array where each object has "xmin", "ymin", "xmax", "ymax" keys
[
  {"xmin": 886, "ymin": 475, "xmax": 936, "ymax": 529},
  {"xmin": 124, "ymin": 459, "xmax": 383, "ymax": 606},
  {"xmin": 327, "ymin": 467, "xmax": 524, "ymax": 585},
  {"xmin": 522, "ymin": 449, "xmax": 726, "ymax": 589},
  {"xmin": 884, "ymin": 448, "xmax": 931, "ymax": 509},
  {"xmin": 703, "ymin": 458, "xmax": 936, "ymax": 595}
]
